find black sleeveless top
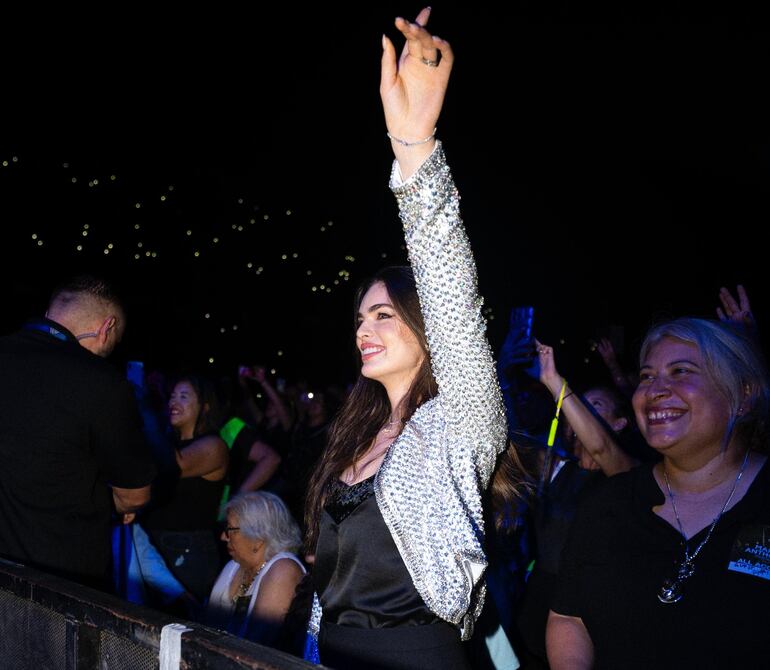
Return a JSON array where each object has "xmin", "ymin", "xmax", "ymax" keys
[
  {"xmin": 144, "ymin": 436, "xmax": 225, "ymax": 532},
  {"xmin": 314, "ymin": 475, "xmax": 438, "ymax": 628}
]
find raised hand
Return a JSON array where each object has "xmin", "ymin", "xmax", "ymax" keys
[
  {"xmin": 381, "ymin": 8, "xmax": 454, "ymax": 177},
  {"xmin": 537, "ymin": 340, "xmax": 636, "ymax": 476},
  {"xmin": 535, "ymin": 340, "xmax": 563, "ymax": 394},
  {"xmin": 717, "ymin": 285, "xmax": 755, "ymax": 329},
  {"xmin": 595, "ymin": 337, "xmax": 618, "ymax": 368},
  {"xmin": 592, "ymin": 336, "xmax": 635, "ymax": 399}
]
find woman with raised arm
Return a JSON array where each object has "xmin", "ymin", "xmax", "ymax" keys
[
  {"xmin": 535, "ymin": 340, "xmax": 637, "ymax": 477},
  {"xmin": 303, "ymin": 9, "xmax": 507, "ymax": 670}
]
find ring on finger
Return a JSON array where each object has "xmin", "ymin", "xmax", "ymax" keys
[{"xmin": 420, "ymin": 56, "xmax": 439, "ymax": 67}]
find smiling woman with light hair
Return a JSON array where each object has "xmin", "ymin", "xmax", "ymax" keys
[
  {"xmin": 638, "ymin": 318, "xmax": 770, "ymax": 452},
  {"xmin": 207, "ymin": 492, "xmax": 305, "ymax": 647},
  {"xmin": 547, "ymin": 318, "xmax": 770, "ymax": 669}
]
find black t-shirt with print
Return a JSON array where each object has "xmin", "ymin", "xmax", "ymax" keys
[{"xmin": 553, "ymin": 459, "xmax": 770, "ymax": 669}]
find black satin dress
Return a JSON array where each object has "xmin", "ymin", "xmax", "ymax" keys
[{"xmin": 314, "ymin": 476, "xmax": 470, "ymax": 670}]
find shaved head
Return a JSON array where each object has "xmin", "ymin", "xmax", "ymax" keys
[{"xmin": 46, "ymin": 276, "xmax": 126, "ymax": 356}]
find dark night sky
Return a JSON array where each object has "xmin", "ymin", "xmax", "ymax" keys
[{"xmin": 2, "ymin": 5, "xmax": 768, "ymax": 389}]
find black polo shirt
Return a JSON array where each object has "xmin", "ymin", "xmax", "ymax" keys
[
  {"xmin": 0, "ymin": 319, "xmax": 155, "ymax": 587},
  {"xmin": 553, "ymin": 459, "xmax": 770, "ymax": 669}
]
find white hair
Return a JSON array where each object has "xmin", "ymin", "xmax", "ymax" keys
[{"xmin": 224, "ymin": 492, "xmax": 302, "ymax": 560}]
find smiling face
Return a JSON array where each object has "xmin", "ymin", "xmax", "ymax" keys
[
  {"xmin": 168, "ymin": 380, "xmax": 202, "ymax": 439},
  {"xmin": 356, "ymin": 282, "xmax": 425, "ymax": 393},
  {"xmin": 632, "ymin": 337, "xmax": 732, "ymax": 461}
]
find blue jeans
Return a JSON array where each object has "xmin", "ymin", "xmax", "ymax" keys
[{"xmin": 149, "ymin": 529, "xmax": 221, "ymax": 602}]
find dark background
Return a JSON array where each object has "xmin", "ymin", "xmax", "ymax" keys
[{"xmin": 2, "ymin": 4, "xmax": 768, "ymax": 389}]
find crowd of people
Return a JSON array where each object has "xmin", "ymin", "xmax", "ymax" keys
[{"xmin": 1, "ymin": 9, "xmax": 768, "ymax": 670}]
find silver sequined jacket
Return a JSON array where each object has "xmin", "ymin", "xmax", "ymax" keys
[{"xmin": 311, "ymin": 142, "xmax": 507, "ymax": 642}]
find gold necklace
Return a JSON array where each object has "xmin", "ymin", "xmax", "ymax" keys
[{"xmin": 233, "ymin": 561, "xmax": 266, "ymax": 603}]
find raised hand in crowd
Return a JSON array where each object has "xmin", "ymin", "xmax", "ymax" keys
[
  {"xmin": 536, "ymin": 340, "xmax": 635, "ymax": 477},
  {"xmin": 381, "ymin": 8, "xmax": 453, "ymax": 179},
  {"xmin": 594, "ymin": 336, "xmax": 635, "ymax": 399},
  {"xmin": 238, "ymin": 365, "xmax": 292, "ymax": 433},
  {"xmin": 717, "ymin": 284, "xmax": 757, "ymax": 333}
]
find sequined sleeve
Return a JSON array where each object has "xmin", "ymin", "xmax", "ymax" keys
[{"xmin": 390, "ymin": 142, "xmax": 506, "ymax": 481}]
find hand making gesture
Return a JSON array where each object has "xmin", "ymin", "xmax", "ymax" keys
[{"xmin": 381, "ymin": 7, "xmax": 454, "ymax": 178}]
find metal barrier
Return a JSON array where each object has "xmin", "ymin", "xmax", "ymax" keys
[{"xmin": 0, "ymin": 558, "xmax": 318, "ymax": 670}]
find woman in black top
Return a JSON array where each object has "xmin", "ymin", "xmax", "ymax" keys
[
  {"xmin": 547, "ymin": 318, "xmax": 770, "ymax": 669},
  {"xmin": 144, "ymin": 374, "xmax": 229, "ymax": 601},
  {"xmin": 303, "ymin": 8, "xmax": 508, "ymax": 670}
]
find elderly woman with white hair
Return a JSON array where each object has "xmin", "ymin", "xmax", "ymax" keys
[{"xmin": 207, "ymin": 492, "xmax": 305, "ymax": 646}]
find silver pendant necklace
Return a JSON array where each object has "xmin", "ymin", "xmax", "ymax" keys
[{"xmin": 657, "ymin": 449, "xmax": 751, "ymax": 604}]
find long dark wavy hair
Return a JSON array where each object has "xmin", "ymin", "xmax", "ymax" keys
[
  {"xmin": 304, "ymin": 266, "xmax": 438, "ymax": 551},
  {"xmin": 489, "ymin": 437, "xmax": 535, "ymax": 534}
]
